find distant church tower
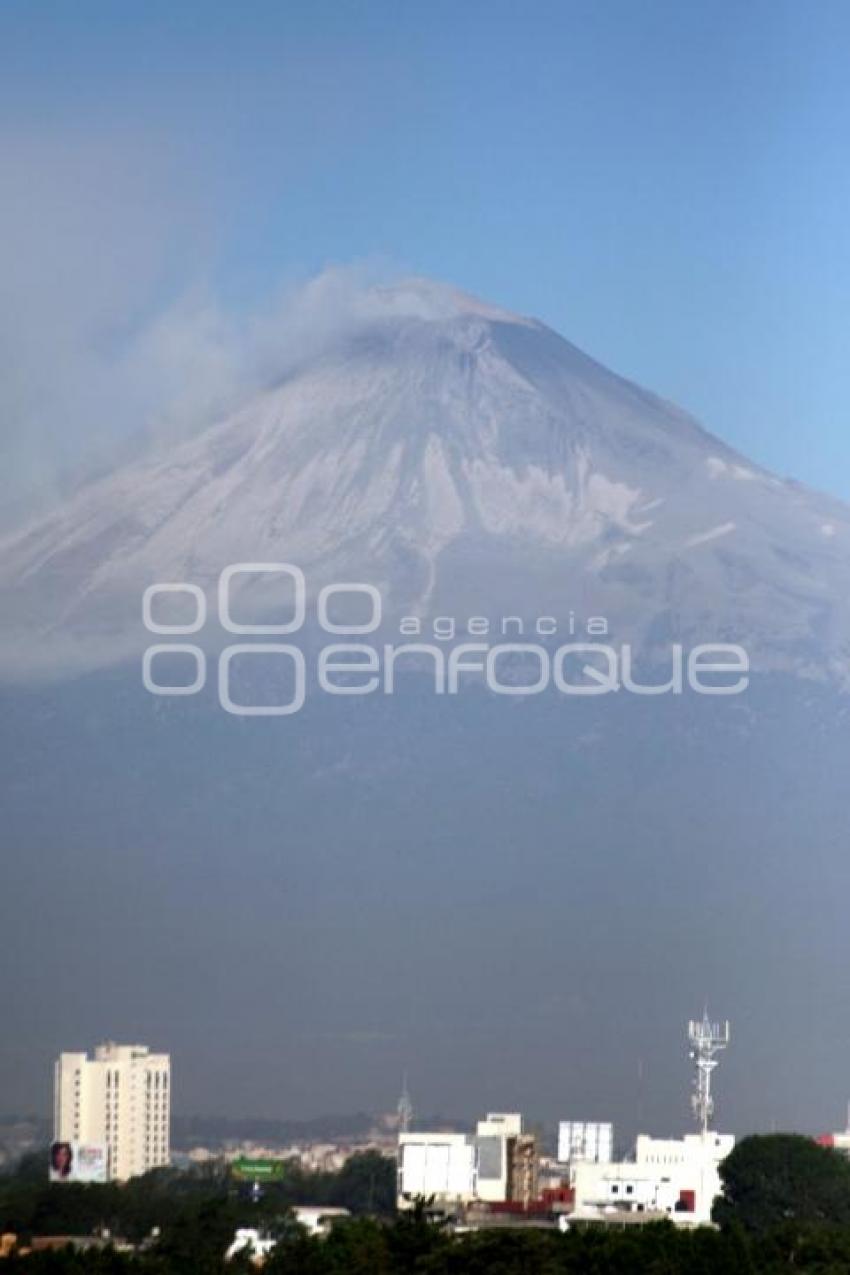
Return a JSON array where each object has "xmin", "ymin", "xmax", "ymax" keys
[{"xmin": 397, "ymin": 1073, "xmax": 414, "ymax": 1133}]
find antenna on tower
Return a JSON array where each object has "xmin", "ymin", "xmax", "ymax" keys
[
  {"xmin": 397, "ymin": 1072, "xmax": 413, "ymax": 1133},
  {"xmin": 687, "ymin": 1011, "xmax": 730, "ymax": 1135}
]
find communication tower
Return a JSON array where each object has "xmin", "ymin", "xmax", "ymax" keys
[{"xmin": 688, "ymin": 1011, "xmax": 730, "ymax": 1134}]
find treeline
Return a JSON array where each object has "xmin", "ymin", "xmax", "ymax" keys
[
  {"xmin": 7, "ymin": 1216, "xmax": 850, "ymax": 1274},
  {"xmin": 0, "ymin": 1150, "xmax": 396, "ymax": 1242},
  {"xmin": 3, "ymin": 1135, "xmax": 850, "ymax": 1272}
]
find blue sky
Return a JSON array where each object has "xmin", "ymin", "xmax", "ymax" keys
[{"xmin": 2, "ymin": 0, "xmax": 849, "ymax": 499}]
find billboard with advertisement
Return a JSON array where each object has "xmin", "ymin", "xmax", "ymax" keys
[
  {"xmin": 230, "ymin": 1157, "xmax": 286, "ymax": 1183},
  {"xmin": 557, "ymin": 1121, "xmax": 613, "ymax": 1164},
  {"xmin": 49, "ymin": 1141, "xmax": 108, "ymax": 1183}
]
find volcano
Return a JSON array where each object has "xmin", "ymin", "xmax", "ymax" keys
[
  {"xmin": 3, "ymin": 279, "xmax": 850, "ymax": 1134},
  {"xmin": 2, "ymin": 276, "xmax": 850, "ymax": 683}
]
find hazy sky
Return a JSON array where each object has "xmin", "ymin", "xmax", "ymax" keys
[
  {"xmin": 1, "ymin": 0, "xmax": 849, "ymax": 505},
  {"xmin": 3, "ymin": 2, "xmax": 850, "ymax": 1139}
]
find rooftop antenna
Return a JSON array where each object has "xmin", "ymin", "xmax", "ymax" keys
[
  {"xmin": 688, "ymin": 1011, "xmax": 730, "ymax": 1135},
  {"xmin": 397, "ymin": 1072, "xmax": 413, "ymax": 1133}
]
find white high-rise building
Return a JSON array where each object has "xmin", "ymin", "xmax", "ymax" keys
[{"xmin": 53, "ymin": 1042, "xmax": 170, "ymax": 1182}]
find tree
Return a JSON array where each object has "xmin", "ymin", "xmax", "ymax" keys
[
  {"xmin": 714, "ymin": 1134, "xmax": 850, "ymax": 1232},
  {"xmin": 330, "ymin": 1152, "xmax": 396, "ymax": 1216}
]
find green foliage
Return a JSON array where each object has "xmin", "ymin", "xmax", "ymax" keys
[
  {"xmin": 0, "ymin": 1151, "xmax": 394, "ymax": 1243},
  {"xmin": 5, "ymin": 1142, "xmax": 850, "ymax": 1273},
  {"xmin": 714, "ymin": 1134, "xmax": 850, "ymax": 1232},
  {"xmin": 325, "ymin": 1150, "xmax": 397, "ymax": 1215},
  {"xmin": 0, "ymin": 1163, "xmax": 232, "ymax": 1244},
  {"xmin": 265, "ymin": 1217, "xmax": 391, "ymax": 1275}
]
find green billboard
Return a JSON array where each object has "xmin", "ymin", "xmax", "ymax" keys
[{"xmin": 230, "ymin": 1157, "xmax": 286, "ymax": 1182}]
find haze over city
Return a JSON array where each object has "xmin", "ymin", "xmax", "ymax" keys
[{"xmin": 2, "ymin": 0, "xmax": 850, "ymax": 1175}]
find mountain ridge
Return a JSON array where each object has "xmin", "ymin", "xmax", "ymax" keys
[{"xmin": 1, "ymin": 277, "xmax": 849, "ymax": 683}]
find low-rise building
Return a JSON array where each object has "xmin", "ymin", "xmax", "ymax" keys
[
  {"xmin": 570, "ymin": 1131, "xmax": 734, "ymax": 1226},
  {"xmin": 397, "ymin": 1112, "xmax": 538, "ymax": 1212},
  {"xmin": 397, "ymin": 1131, "xmax": 477, "ymax": 1207},
  {"xmin": 225, "ymin": 1210, "xmax": 351, "ymax": 1262}
]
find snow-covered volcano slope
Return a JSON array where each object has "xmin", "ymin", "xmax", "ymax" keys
[{"xmin": 2, "ymin": 277, "xmax": 850, "ymax": 679}]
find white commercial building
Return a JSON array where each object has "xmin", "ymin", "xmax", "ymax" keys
[
  {"xmin": 397, "ymin": 1112, "xmax": 537, "ymax": 1211},
  {"xmin": 54, "ymin": 1042, "xmax": 171, "ymax": 1182},
  {"xmin": 474, "ymin": 1113, "xmax": 520, "ymax": 1204},
  {"xmin": 397, "ymin": 1131, "xmax": 478, "ymax": 1205},
  {"xmin": 571, "ymin": 1131, "xmax": 734, "ymax": 1227},
  {"xmin": 225, "ymin": 1210, "xmax": 351, "ymax": 1259}
]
